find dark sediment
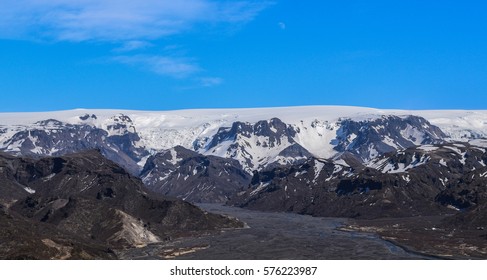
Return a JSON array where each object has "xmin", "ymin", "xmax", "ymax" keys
[{"xmin": 117, "ymin": 204, "xmax": 433, "ymax": 260}]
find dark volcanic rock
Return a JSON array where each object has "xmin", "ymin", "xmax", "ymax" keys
[
  {"xmin": 141, "ymin": 146, "xmax": 251, "ymax": 203},
  {"xmin": 0, "ymin": 206, "xmax": 117, "ymax": 260},
  {"xmin": 0, "ymin": 151, "xmax": 243, "ymax": 258},
  {"xmin": 231, "ymin": 159, "xmax": 447, "ymax": 219},
  {"xmin": 446, "ymin": 203, "xmax": 487, "ymax": 231},
  {"xmin": 436, "ymin": 165, "xmax": 487, "ymax": 230},
  {"xmin": 0, "ymin": 152, "xmax": 36, "ymax": 206},
  {"xmin": 231, "ymin": 159, "xmax": 355, "ymax": 215},
  {"xmin": 231, "ymin": 143, "xmax": 487, "ymax": 221}
]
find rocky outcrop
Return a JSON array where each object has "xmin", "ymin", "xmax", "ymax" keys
[
  {"xmin": 0, "ymin": 150, "xmax": 243, "ymax": 259},
  {"xmin": 141, "ymin": 146, "xmax": 251, "ymax": 203},
  {"xmin": 0, "ymin": 205, "xmax": 117, "ymax": 260}
]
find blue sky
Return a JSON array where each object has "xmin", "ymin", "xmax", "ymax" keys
[{"xmin": 1, "ymin": 0, "xmax": 486, "ymax": 112}]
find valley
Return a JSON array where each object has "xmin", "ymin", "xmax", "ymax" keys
[{"xmin": 117, "ymin": 204, "xmax": 434, "ymax": 260}]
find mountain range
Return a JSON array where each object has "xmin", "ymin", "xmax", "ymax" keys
[{"xmin": 1, "ymin": 106, "xmax": 486, "ymax": 258}]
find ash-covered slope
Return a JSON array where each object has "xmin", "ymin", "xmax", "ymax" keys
[
  {"xmin": 231, "ymin": 143, "xmax": 487, "ymax": 222},
  {"xmin": 0, "ymin": 150, "xmax": 242, "ymax": 259},
  {"xmin": 140, "ymin": 146, "xmax": 251, "ymax": 203},
  {"xmin": 0, "ymin": 152, "xmax": 36, "ymax": 207},
  {"xmin": 0, "ymin": 204, "xmax": 117, "ymax": 260}
]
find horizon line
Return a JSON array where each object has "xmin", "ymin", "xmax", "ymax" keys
[{"xmin": 2, "ymin": 104, "xmax": 487, "ymax": 114}]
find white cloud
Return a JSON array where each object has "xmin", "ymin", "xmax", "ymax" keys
[
  {"xmin": 0, "ymin": 0, "xmax": 272, "ymax": 86},
  {"xmin": 113, "ymin": 55, "xmax": 200, "ymax": 79},
  {"xmin": 198, "ymin": 77, "xmax": 224, "ymax": 87},
  {"xmin": 113, "ymin": 41, "xmax": 153, "ymax": 53},
  {"xmin": 0, "ymin": 0, "xmax": 272, "ymax": 42},
  {"xmin": 278, "ymin": 22, "xmax": 286, "ymax": 30}
]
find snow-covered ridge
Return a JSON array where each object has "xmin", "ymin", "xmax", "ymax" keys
[
  {"xmin": 2, "ymin": 106, "xmax": 487, "ymax": 172},
  {"xmin": 1, "ymin": 106, "xmax": 486, "ymax": 136}
]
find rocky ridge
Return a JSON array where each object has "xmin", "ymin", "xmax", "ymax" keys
[{"xmin": 0, "ymin": 150, "xmax": 242, "ymax": 259}]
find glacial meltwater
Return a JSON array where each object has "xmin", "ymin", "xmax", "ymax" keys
[{"xmin": 117, "ymin": 204, "xmax": 430, "ymax": 260}]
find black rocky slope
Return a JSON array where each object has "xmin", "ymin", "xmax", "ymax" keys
[
  {"xmin": 140, "ymin": 146, "xmax": 251, "ymax": 203},
  {"xmin": 0, "ymin": 205, "xmax": 117, "ymax": 260},
  {"xmin": 230, "ymin": 143, "xmax": 487, "ymax": 223},
  {"xmin": 0, "ymin": 150, "xmax": 242, "ymax": 259},
  {"xmin": 436, "ymin": 161, "xmax": 487, "ymax": 230},
  {"xmin": 0, "ymin": 152, "xmax": 36, "ymax": 206}
]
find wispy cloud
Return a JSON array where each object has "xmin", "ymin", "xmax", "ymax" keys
[
  {"xmin": 113, "ymin": 55, "xmax": 200, "ymax": 79},
  {"xmin": 112, "ymin": 41, "xmax": 153, "ymax": 53},
  {"xmin": 0, "ymin": 0, "xmax": 272, "ymax": 42},
  {"xmin": 0, "ymin": 0, "xmax": 272, "ymax": 86},
  {"xmin": 198, "ymin": 77, "xmax": 224, "ymax": 87}
]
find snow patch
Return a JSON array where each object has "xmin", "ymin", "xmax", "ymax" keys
[
  {"xmin": 402, "ymin": 175, "xmax": 411, "ymax": 183},
  {"xmin": 41, "ymin": 173, "xmax": 56, "ymax": 182},
  {"xmin": 168, "ymin": 148, "xmax": 182, "ymax": 165},
  {"xmin": 23, "ymin": 187, "xmax": 36, "ymax": 194},
  {"xmin": 444, "ymin": 145, "xmax": 463, "ymax": 155},
  {"xmin": 400, "ymin": 124, "xmax": 425, "ymax": 145},
  {"xmin": 460, "ymin": 152, "xmax": 467, "ymax": 165},
  {"xmin": 383, "ymin": 135, "xmax": 400, "ymax": 149},
  {"xmin": 439, "ymin": 177, "xmax": 449, "ymax": 187},
  {"xmin": 333, "ymin": 159, "xmax": 350, "ymax": 167},
  {"xmin": 294, "ymin": 170, "xmax": 308, "ymax": 177},
  {"xmin": 250, "ymin": 182, "xmax": 270, "ymax": 196},
  {"xmin": 313, "ymin": 160, "xmax": 325, "ymax": 183},
  {"xmin": 418, "ymin": 145, "xmax": 439, "ymax": 152},
  {"xmin": 380, "ymin": 154, "xmax": 430, "ymax": 174},
  {"xmin": 292, "ymin": 120, "xmax": 338, "ymax": 159}
]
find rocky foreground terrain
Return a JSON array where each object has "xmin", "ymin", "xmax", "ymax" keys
[{"xmin": 0, "ymin": 151, "xmax": 242, "ymax": 259}]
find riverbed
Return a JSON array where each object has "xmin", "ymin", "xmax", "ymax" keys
[{"xmin": 117, "ymin": 204, "xmax": 430, "ymax": 260}]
